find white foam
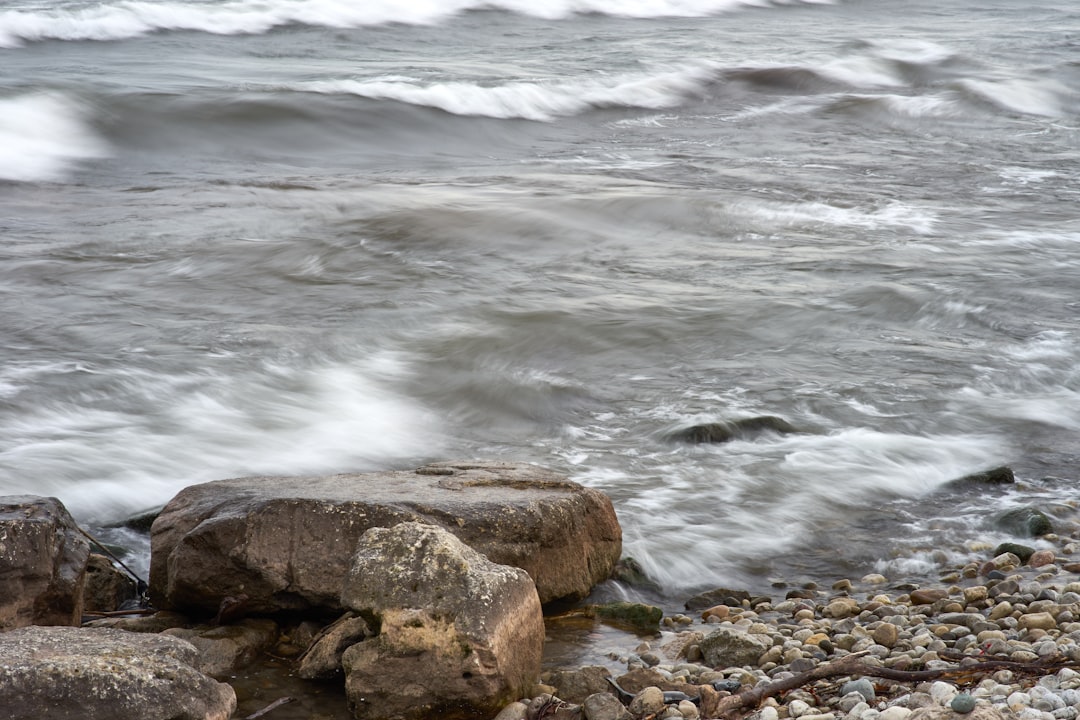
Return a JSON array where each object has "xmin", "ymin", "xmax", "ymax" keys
[
  {"xmin": 0, "ymin": 92, "xmax": 108, "ymax": 182},
  {"xmin": 960, "ymin": 77, "xmax": 1067, "ymax": 118},
  {"xmin": 575, "ymin": 427, "xmax": 1008, "ymax": 592},
  {"xmin": 0, "ymin": 0, "xmax": 835, "ymax": 47},
  {"xmin": 293, "ymin": 64, "xmax": 719, "ymax": 121},
  {"xmin": 0, "ymin": 354, "xmax": 444, "ymax": 523},
  {"xmin": 735, "ymin": 199, "xmax": 938, "ymax": 235}
]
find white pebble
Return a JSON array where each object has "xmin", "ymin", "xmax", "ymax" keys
[
  {"xmin": 930, "ymin": 681, "xmax": 958, "ymax": 706},
  {"xmin": 759, "ymin": 708, "xmax": 780, "ymax": 720},
  {"xmin": 1010, "ymin": 692, "xmax": 1034, "ymax": 709},
  {"xmin": 789, "ymin": 700, "xmax": 812, "ymax": 717},
  {"xmin": 878, "ymin": 707, "xmax": 912, "ymax": 720}
]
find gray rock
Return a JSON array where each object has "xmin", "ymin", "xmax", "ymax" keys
[
  {"xmin": 0, "ymin": 625, "xmax": 235, "ymax": 720},
  {"xmin": 629, "ymin": 687, "xmax": 667, "ymax": 716},
  {"xmin": 583, "ymin": 692, "xmax": 633, "ymax": 720},
  {"xmin": 842, "ymin": 678, "xmax": 876, "ymax": 703},
  {"xmin": 162, "ymin": 618, "xmax": 279, "ymax": 677},
  {"xmin": 698, "ymin": 627, "xmax": 773, "ymax": 668},
  {"xmin": 549, "ymin": 666, "xmax": 614, "ymax": 704},
  {"xmin": 0, "ymin": 495, "xmax": 90, "ymax": 629},
  {"xmin": 951, "ymin": 693, "xmax": 976, "ymax": 714},
  {"xmin": 295, "ymin": 613, "xmax": 372, "ymax": 680},
  {"xmin": 341, "ymin": 522, "xmax": 544, "ymax": 720},
  {"xmin": 150, "ymin": 461, "xmax": 621, "ymax": 614}
]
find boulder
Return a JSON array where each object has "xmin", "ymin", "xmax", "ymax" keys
[
  {"xmin": 340, "ymin": 522, "xmax": 544, "ymax": 720},
  {"xmin": 150, "ymin": 461, "xmax": 620, "ymax": 615},
  {"xmin": 0, "ymin": 626, "xmax": 235, "ymax": 720},
  {"xmin": 0, "ymin": 495, "xmax": 90, "ymax": 629}
]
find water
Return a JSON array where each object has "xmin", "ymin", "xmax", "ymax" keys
[{"xmin": 2, "ymin": 0, "xmax": 1080, "ymax": 613}]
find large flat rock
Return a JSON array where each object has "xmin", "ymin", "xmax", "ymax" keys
[
  {"xmin": 0, "ymin": 626, "xmax": 235, "ymax": 720},
  {"xmin": 150, "ymin": 461, "xmax": 621, "ymax": 614}
]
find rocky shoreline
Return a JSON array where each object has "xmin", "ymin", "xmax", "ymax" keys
[
  {"xmin": 2, "ymin": 459, "xmax": 1078, "ymax": 720},
  {"xmin": 515, "ymin": 528, "xmax": 1080, "ymax": 720}
]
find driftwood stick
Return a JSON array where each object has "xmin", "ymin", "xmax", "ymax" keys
[
  {"xmin": 707, "ymin": 651, "xmax": 1080, "ymax": 719},
  {"xmin": 242, "ymin": 696, "xmax": 296, "ymax": 720}
]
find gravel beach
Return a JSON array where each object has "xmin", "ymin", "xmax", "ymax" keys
[{"xmin": 512, "ymin": 531, "xmax": 1080, "ymax": 720}]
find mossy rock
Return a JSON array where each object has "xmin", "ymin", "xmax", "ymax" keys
[
  {"xmin": 992, "ymin": 542, "xmax": 1035, "ymax": 562},
  {"xmin": 589, "ymin": 602, "xmax": 663, "ymax": 630},
  {"xmin": 611, "ymin": 557, "xmax": 661, "ymax": 592},
  {"xmin": 996, "ymin": 507, "xmax": 1054, "ymax": 538}
]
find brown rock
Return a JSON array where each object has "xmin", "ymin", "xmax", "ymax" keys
[
  {"xmin": 872, "ymin": 622, "xmax": 899, "ymax": 648},
  {"xmin": 150, "ymin": 461, "xmax": 621, "ymax": 614},
  {"xmin": 909, "ymin": 588, "xmax": 948, "ymax": 605},
  {"xmin": 0, "ymin": 496, "xmax": 90, "ymax": 629},
  {"xmin": 548, "ymin": 666, "xmax": 612, "ymax": 704},
  {"xmin": 824, "ymin": 597, "xmax": 859, "ymax": 618},
  {"xmin": 1017, "ymin": 612, "xmax": 1057, "ymax": 631},
  {"xmin": 1028, "ymin": 550, "xmax": 1056, "ymax": 568},
  {"xmin": 701, "ymin": 604, "xmax": 730, "ymax": 621},
  {"xmin": 296, "ymin": 613, "xmax": 372, "ymax": 680},
  {"xmin": 341, "ymin": 522, "xmax": 544, "ymax": 720},
  {"xmin": 84, "ymin": 554, "xmax": 139, "ymax": 613}
]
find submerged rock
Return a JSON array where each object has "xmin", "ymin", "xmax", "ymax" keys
[
  {"xmin": 150, "ymin": 460, "xmax": 621, "ymax": 615},
  {"xmin": 996, "ymin": 507, "xmax": 1054, "ymax": 537},
  {"xmin": 684, "ymin": 587, "xmax": 754, "ymax": 611},
  {"xmin": 589, "ymin": 601, "xmax": 664, "ymax": 630},
  {"xmin": 669, "ymin": 416, "xmax": 798, "ymax": 444}
]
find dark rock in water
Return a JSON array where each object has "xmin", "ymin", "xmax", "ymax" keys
[
  {"xmin": 83, "ymin": 554, "xmax": 138, "ymax": 613},
  {"xmin": 949, "ymin": 466, "xmax": 1015, "ymax": 487},
  {"xmin": 685, "ymin": 587, "xmax": 752, "ymax": 611},
  {"xmin": 590, "ymin": 602, "xmax": 663, "ymax": 630},
  {"xmin": 670, "ymin": 416, "xmax": 798, "ymax": 444},
  {"xmin": 110, "ymin": 508, "xmax": 162, "ymax": 533},
  {"xmin": 611, "ymin": 557, "xmax": 661, "ymax": 592},
  {"xmin": 993, "ymin": 542, "xmax": 1035, "ymax": 563},
  {"xmin": 996, "ymin": 507, "xmax": 1054, "ymax": 537}
]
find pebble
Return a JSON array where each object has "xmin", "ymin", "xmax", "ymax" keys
[
  {"xmin": 951, "ymin": 693, "xmax": 977, "ymax": 714},
  {"xmin": 503, "ymin": 534, "xmax": 1080, "ymax": 720}
]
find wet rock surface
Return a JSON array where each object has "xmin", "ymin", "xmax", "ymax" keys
[{"xmin": 149, "ymin": 460, "xmax": 621, "ymax": 614}]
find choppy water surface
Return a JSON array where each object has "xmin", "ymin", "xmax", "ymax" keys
[{"xmin": 2, "ymin": 0, "xmax": 1080, "ymax": 612}]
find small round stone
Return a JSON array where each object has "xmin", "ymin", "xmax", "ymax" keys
[{"xmin": 951, "ymin": 693, "xmax": 976, "ymax": 714}]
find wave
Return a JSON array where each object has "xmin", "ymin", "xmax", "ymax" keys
[
  {"xmin": 0, "ymin": 0, "xmax": 834, "ymax": 47},
  {"xmin": 0, "ymin": 92, "xmax": 108, "ymax": 183},
  {"xmin": 291, "ymin": 64, "xmax": 720, "ymax": 121}
]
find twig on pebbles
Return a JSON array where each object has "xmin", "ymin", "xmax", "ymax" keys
[{"xmin": 706, "ymin": 650, "xmax": 1080, "ymax": 719}]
